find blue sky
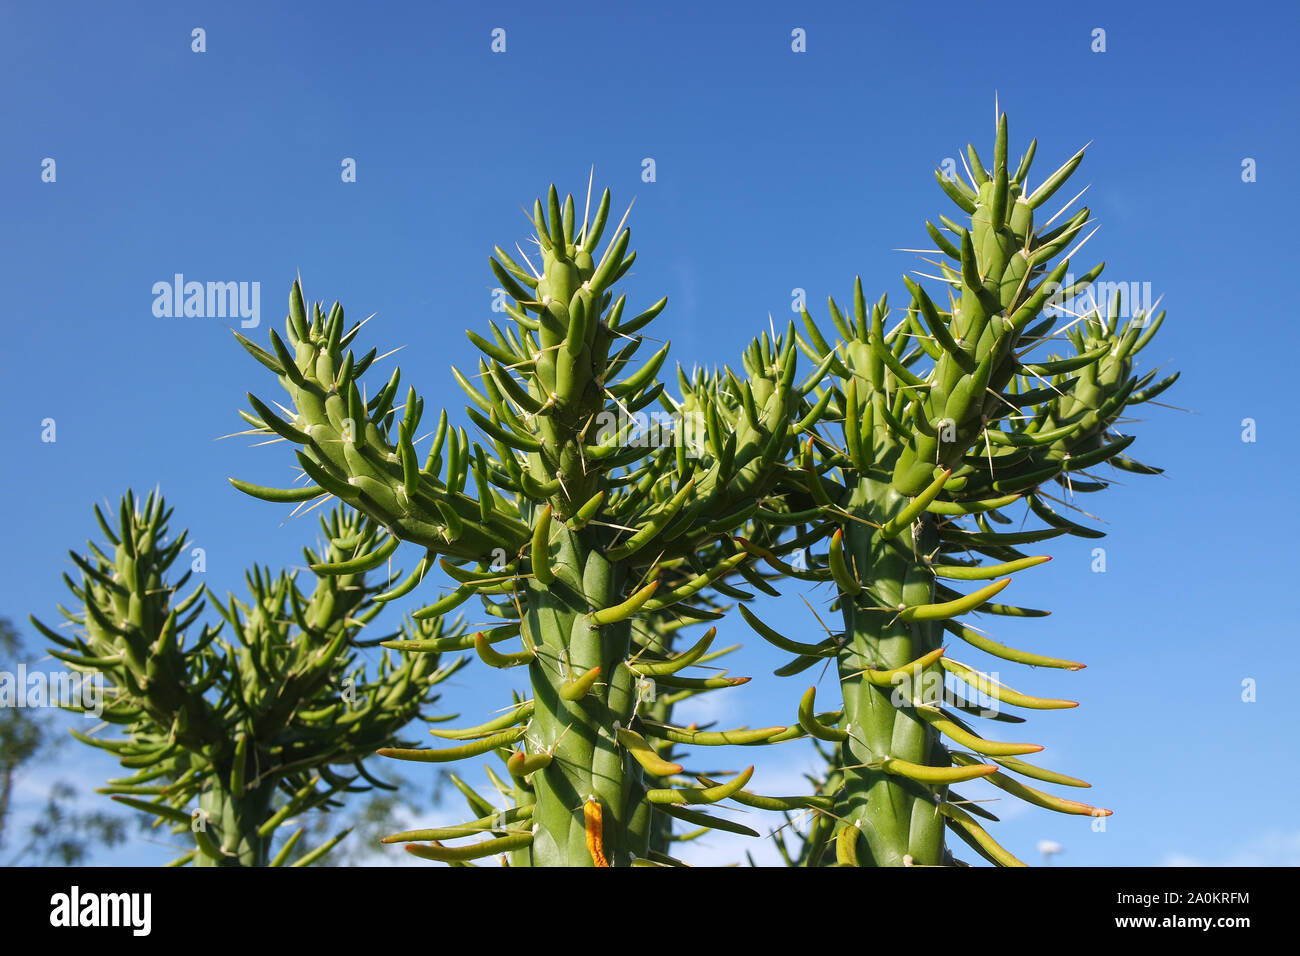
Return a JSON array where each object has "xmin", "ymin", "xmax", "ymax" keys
[{"xmin": 2, "ymin": 1, "xmax": 1298, "ymax": 866}]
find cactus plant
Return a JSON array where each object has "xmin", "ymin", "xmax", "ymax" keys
[
  {"xmin": 222, "ymin": 116, "xmax": 1177, "ymax": 865},
  {"xmin": 747, "ymin": 113, "xmax": 1178, "ymax": 866},
  {"xmin": 229, "ymin": 178, "xmax": 839, "ymax": 865},
  {"xmin": 395, "ymin": 606, "xmax": 754, "ymax": 864},
  {"xmin": 31, "ymin": 490, "xmax": 462, "ymax": 866}
]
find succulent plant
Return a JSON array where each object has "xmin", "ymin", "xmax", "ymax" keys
[
  {"xmin": 230, "ymin": 179, "xmax": 837, "ymax": 865},
  {"xmin": 395, "ymin": 605, "xmax": 754, "ymax": 865},
  {"xmin": 31, "ymin": 490, "xmax": 461, "ymax": 866},
  {"xmin": 220, "ymin": 116, "xmax": 1177, "ymax": 866},
  {"xmin": 746, "ymin": 113, "xmax": 1178, "ymax": 866}
]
